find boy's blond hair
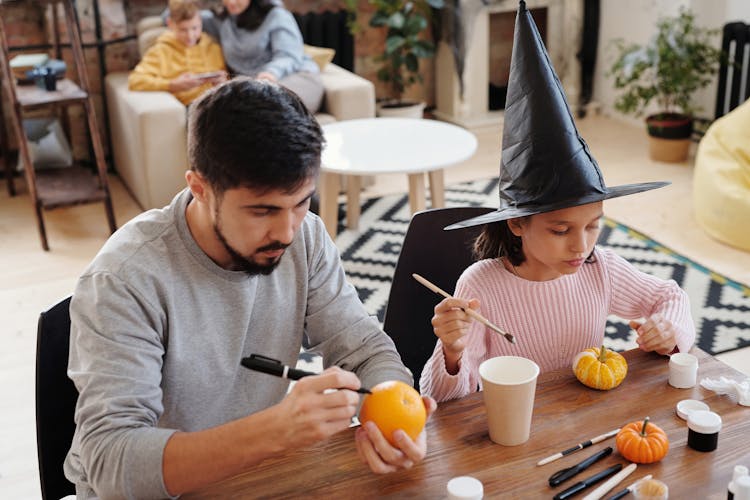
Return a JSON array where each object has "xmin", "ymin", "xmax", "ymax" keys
[{"xmin": 169, "ymin": 0, "xmax": 201, "ymax": 23}]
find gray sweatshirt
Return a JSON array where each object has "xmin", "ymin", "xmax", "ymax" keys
[
  {"xmin": 64, "ymin": 189, "xmax": 411, "ymax": 499},
  {"xmin": 201, "ymin": 4, "xmax": 318, "ymax": 79}
]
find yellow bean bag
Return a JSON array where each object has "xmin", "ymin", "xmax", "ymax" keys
[{"xmin": 693, "ymin": 99, "xmax": 750, "ymax": 251}]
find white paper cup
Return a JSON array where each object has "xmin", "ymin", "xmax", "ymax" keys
[
  {"xmin": 478, "ymin": 356, "xmax": 539, "ymax": 446},
  {"xmin": 669, "ymin": 352, "xmax": 698, "ymax": 388}
]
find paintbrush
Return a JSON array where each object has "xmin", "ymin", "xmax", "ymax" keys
[{"xmin": 412, "ymin": 273, "xmax": 516, "ymax": 344}]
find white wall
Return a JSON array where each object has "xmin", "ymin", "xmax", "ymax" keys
[{"xmin": 593, "ymin": 0, "xmax": 750, "ymax": 124}]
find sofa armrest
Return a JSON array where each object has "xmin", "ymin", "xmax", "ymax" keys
[
  {"xmin": 319, "ymin": 63, "xmax": 375, "ymax": 121},
  {"xmin": 105, "ymin": 72, "xmax": 188, "ymax": 210},
  {"xmin": 136, "ymin": 16, "xmax": 164, "ymax": 36}
]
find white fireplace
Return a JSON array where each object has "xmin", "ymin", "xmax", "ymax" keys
[{"xmin": 434, "ymin": 0, "xmax": 583, "ymax": 128}]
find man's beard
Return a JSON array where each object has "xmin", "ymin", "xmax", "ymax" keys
[{"xmin": 213, "ymin": 209, "xmax": 288, "ymax": 276}]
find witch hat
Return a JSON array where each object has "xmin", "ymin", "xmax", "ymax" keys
[{"xmin": 446, "ymin": 0, "xmax": 668, "ymax": 230}]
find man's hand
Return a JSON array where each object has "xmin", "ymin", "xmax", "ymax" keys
[
  {"xmin": 432, "ymin": 298, "xmax": 480, "ymax": 374},
  {"xmin": 273, "ymin": 367, "xmax": 361, "ymax": 450},
  {"xmin": 354, "ymin": 396, "xmax": 437, "ymax": 473},
  {"xmin": 630, "ymin": 313, "xmax": 678, "ymax": 355}
]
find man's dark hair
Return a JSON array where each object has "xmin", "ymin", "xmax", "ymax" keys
[
  {"xmin": 188, "ymin": 77, "xmax": 323, "ymax": 194},
  {"xmin": 214, "ymin": 0, "xmax": 274, "ymax": 31}
]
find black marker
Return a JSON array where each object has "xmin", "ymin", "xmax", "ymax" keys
[
  {"xmin": 553, "ymin": 464, "xmax": 623, "ymax": 500},
  {"xmin": 241, "ymin": 353, "xmax": 372, "ymax": 394},
  {"xmin": 548, "ymin": 447, "xmax": 613, "ymax": 487}
]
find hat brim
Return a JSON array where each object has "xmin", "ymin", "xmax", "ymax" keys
[{"xmin": 444, "ymin": 181, "xmax": 670, "ymax": 230}]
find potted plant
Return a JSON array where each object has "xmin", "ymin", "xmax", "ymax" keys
[
  {"xmin": 346, "ymin": 0, "xmax": 444, "ymax": 117},
  {"xmin": 608, "ymin": 8, "xmax": 724, "ymax": 162}
]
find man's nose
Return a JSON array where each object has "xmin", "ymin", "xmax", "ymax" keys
[{"xmin": 269, "ymin": 211, "xmax": 296, "ymax": 245}]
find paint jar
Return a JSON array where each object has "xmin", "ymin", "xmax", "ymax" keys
[
  {"xmin": 632, "ymin": 478, "xmax": 669, "ymax": 499},
  {"xmin": 729, "ymin": 465, "xmax": 749, "ymax": 500},
  {"xmin": 668, "ymin": 352, "xmax": 698, "ymax": 388},
  {"xmin": 687, "ymin": 410, "xmax": 722, "ymax": 452},
  {"xmin": 447, "ymin": 476, "xmax": 483, "ymax": 500},
  {"xmin": 732, "ymin": 475, "xmax": 750, "ymax": 500}
]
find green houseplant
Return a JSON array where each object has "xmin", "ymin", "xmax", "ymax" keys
[
  {"xmin": 347, "ymin": 0, "xmax": 444, "ymax": 116},
  {"xmin": 608, "ymin": 8, "xmax": 724, "ymax": 162}
]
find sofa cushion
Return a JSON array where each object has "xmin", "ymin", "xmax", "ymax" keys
[{"xmin": 304, "ymin": 44, "xmax": 335, "ymax": 71}]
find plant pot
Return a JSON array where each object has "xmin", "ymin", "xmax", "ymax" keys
[
  {"xmin": 376, "ymin": 100, "xmax": 425, "ymax": 119},
  {"xmin": 645, "ymin": 113, "xmax": 693, "ymax": 163}
]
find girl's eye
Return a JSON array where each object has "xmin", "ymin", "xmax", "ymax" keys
[{"xmin": 551, "ymin": 229, "xmax": 568, "ymax": 235}]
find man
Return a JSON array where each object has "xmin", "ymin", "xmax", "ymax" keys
[{"xmin": 65, "ymin": 78, "xmax": 435, "ymax": 498}]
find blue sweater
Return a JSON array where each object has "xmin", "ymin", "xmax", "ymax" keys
[{"xmin": 201, "ymin": 4, "xmax": 318, "ymax": 79}]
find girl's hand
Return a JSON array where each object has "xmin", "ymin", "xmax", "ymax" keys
[
  {"xmin": 354, "ymin": 396, "xmax": 437, "ymax": 474},
  {"xmin": 630, "ymin": 313, "xmax": 678, "ymax": 355},
  {"xmin": 431, "ymin": 297, "xmax": 480, "ymax": 373}
]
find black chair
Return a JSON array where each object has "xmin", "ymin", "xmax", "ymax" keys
[
  {"xmin": 382, "ymin": 207, "xmax": 494, "ymax": 391},
  {"xmin": 36, "ymin": 296, "xmax": 77, "ymax": 499},
  {"xmin": 715, "ymin": 21, "xmax": 750, "ymax": 120}
]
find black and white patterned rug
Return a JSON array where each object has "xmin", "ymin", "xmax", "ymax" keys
[{"xmin": 328, "ymin": 178, "xmax": 750, "ymax": 357}]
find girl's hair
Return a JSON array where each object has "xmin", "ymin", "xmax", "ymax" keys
[
  {"xmin": 472, "ymin": 217, "xmax": 597, "ymax": 266},
  {"xmin": 169, "ymin": 0, "xmax": 201, "ymax": 22},
  {"xmin": 473, "ymin": 220, "xmax": 527, "ymax": 265},
  {"xmin": 215, "ymin": 0, "xmax": 275, "ymax": 30}
]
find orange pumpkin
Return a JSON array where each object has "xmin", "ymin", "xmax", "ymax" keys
[
  {"xmin": 572, "ymin": 345, "xmax": 628, "ymax": 390},
  {"xmin": 616, "ymin": 416, "xmax": 669, "ymax": 463}
]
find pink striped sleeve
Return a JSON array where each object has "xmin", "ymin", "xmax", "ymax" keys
[
  {"xmin": 419, "ymin": 276, "xmax": 487, "ymax": 402},
  {"xmin": 601, "ymin": 247, "xmax": 696, "ymax": 353}
]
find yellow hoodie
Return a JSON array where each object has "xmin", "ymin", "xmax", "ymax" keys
[{"xmin": 128, "ymin": 30, "xmax": 226, "ymax": 105}]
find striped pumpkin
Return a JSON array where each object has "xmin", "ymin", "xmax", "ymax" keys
[{"xmin": 572, "ymin": 345, "xmax": 628, "ymax": 390}]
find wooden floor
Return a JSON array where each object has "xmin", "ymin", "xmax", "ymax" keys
[{"xmin": 1, "ymin": 113, "xmax": 748, "ymax": 499}]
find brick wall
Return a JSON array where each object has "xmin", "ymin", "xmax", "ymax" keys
[{"xmin": 1, "ymin": 0, "xmax": 435, "ymax": 162}]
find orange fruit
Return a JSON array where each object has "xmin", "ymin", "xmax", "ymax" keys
[{"xmin": 358, "ymin": 380, "xmax": 426, "ymax": 446}]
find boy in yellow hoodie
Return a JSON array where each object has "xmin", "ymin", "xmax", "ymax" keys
[{"xmin": 129, "ymin": 0, "xmax": 227, "ymax": 105}]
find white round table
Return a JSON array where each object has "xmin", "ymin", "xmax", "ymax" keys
[{"xmin": 319, "ymin": 118, "xmax": 478, "ymax": 237}]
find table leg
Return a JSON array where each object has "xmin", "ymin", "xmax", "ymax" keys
[
  {"xmin": 408, "ymin": 172, "xmax": 427, "ymax": 214},
  {"xmin": 318, "ymin": 171, "xmax": 341, "ymax": 239},
  {"xmin": 428, "ymin": 169, "xmax": 445, "ymax": 208},
  {"xmin": 345, "ymin": 175, "xmax": 361, "ymax": 230}
]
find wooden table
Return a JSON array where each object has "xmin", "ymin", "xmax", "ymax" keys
[{"xmin": 187, "ymin": 348, "xmax": 750, "ymax": 499}]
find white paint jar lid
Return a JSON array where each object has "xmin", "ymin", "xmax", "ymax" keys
[
  {"xmin": 447, "ymin": 476, "xmax": 484, "ymax": 500},
  {"xmin": 687, "ymin": 410, "xmax": 722, "ymax": 433},
  {"xmin": 676, "ymin": 399, "xmax": 710, "ymax": 420}
]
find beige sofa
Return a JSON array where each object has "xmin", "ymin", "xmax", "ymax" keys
[{"xmin": 106, "ymin": 20, "xmax": 375, "ymax": 210}]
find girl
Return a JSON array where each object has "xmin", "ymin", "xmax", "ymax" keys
[
  {"xmin": 419, "ymin": 1, "xmax": 696, "ymax": 402},
  {"xmin": 419, "ymin": 201, "xmax": 695, "ymax": 402}
]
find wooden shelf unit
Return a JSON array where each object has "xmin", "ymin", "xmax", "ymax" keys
[{"xmin": 0, "ymin": 0, "xmax": 116, "ymax": 250}]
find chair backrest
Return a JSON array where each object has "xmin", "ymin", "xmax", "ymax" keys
[
  {"xmin": 382, "ymin": 207, "xmax": 494, "ymax": 392},
  {"xmin": 715, "ymin": 21, "xmax": 750, "ymax": 119},
  {"xmin": 36, "ymin": 296, "xmax": 77, "ymax": 500}
]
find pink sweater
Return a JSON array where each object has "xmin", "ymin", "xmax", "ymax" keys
[{"xmin": 420, "ymin": 247, "xmax": 695, "ymax": 402}]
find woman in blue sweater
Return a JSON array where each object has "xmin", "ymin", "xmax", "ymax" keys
[{"xmin": 202, "ymin": 0, "xmax": 324, "ymax": 112}]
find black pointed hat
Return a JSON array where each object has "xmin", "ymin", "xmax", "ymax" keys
[{"xmin": 446, "ymin": 1, "xmax": 668, "ymax": 230}]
